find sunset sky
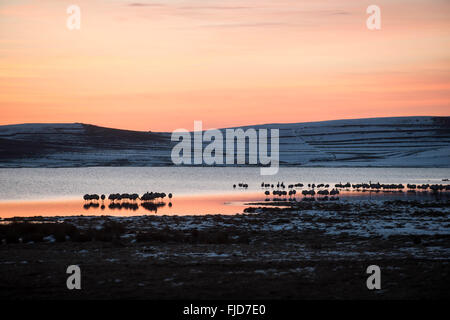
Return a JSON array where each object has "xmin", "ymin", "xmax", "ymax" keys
[{"xmin": 0, "ymin": 0, "xmax": 449, "ymax": 131}]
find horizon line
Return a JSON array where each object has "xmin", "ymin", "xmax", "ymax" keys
[{"xmin": 0, "ymin": 115, "xmax": 448, "ymax": 133}]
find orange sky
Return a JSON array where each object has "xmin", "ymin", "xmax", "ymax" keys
[{"xmin": 0, "ymin": 0, "xmax": 449, "ymax": 131}]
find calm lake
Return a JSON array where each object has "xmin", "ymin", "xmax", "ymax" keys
[{"xmin": 0, "ymin": 167, "xmax": 449, "ymax": 217}]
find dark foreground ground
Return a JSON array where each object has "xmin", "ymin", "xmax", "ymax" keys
[{"xmin": 0, "ymin": 200, "xmax": 449, "ymax": 299}]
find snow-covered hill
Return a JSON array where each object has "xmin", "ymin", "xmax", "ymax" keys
[
  {"xmin": 0, "ymin": 123, "xmax": 172, "ymax": 167},
  {"xmin": 249, "ymin": 116, "xmax": 450, "ymax": 167},
  {"xmin": 0, "ymin": 117, "xmax": 448, "ymax": 167}
]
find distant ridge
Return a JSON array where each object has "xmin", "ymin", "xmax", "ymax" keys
[{"xmin": 0, "ymin": 116, "xmax": 449, "ymax": 168}]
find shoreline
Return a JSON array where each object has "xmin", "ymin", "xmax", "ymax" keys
[
  {"xmin": 1, "ymin": 189, "xmax": 449, "ymax": 218},
  {"xmin": 1, "ymin": 199, "xmax": 448, "ymax": 299}
]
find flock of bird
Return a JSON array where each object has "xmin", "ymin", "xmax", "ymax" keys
[
  {"xmin": 81, "ymin": 180, "xmax": 450, "ymax": 210},
  {"xmin": 232, "ymin": 180, "xmax": 450, "ymax": 202},
  {"xmin": 83, "ymin": 192, "xmax": 173, "ymax": 202},
  {"xmin": 258, "ymin": 181, "xmax": 340, "ymax": 201},
  {"xmin": 82, "ymin": 191, "xmax": 173, "ymax": 212}
]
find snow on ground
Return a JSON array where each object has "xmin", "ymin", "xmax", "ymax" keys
[
  {"xmin": 0, "ymin": 116, "xmax": 448, "ymax": 167},
  {"xmin": 4, "ymin": 198, "xmax": 447, "ymax": 261}
]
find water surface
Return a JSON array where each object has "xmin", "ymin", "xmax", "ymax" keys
[{"xmin": 0, "ymin": 167, "xmax": 448, "ymax": 217}]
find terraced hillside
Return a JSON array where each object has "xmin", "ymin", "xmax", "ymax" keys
[
  {"xmin": 253, "ymin": 116, "xmax": 450, "ymax": 166},
  {"xmin": 0, "ymin": 116, "xmax": 448, "ymax": 167}
]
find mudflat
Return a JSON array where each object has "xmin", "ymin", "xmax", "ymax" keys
[{"xmin": 0, "ymin": 200, "xmax": 449, "ymax": 299}]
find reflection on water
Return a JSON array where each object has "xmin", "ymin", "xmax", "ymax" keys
[
  {"xmin": 0, "ymin": 193, "xmax": 253, "ymax": 218},
  {"xmin": 97, "ymin": 201, "xmax": 166, "ymax": 212},
  {"xmin": 0, "ymin": 167, "xmax": 449, "ymax": 217},
  {"xmin": 0, "ymin": 189, "xmax": 449, "ymax": 218}
]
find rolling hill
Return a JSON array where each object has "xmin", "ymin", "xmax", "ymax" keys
[{"xmin": 0, "ymin": 116, "xmax": 448, "ymax": 167}]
